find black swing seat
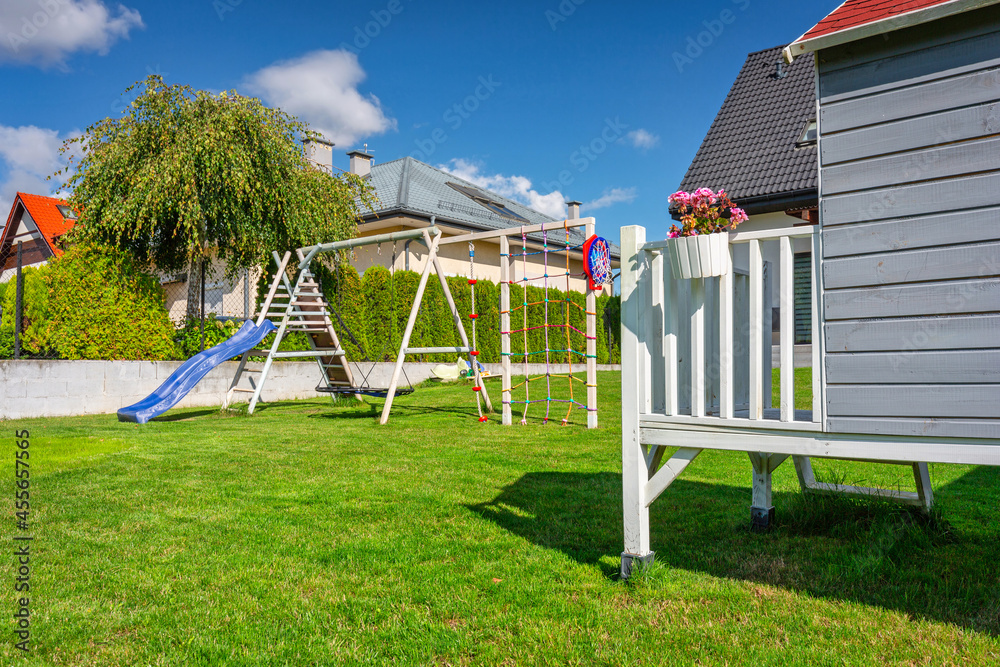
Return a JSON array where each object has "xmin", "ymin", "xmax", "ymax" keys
[{"xmin": 316, "ymin": 385, "xmax": 415, "ymax": 398}]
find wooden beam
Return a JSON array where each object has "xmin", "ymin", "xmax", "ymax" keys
[
  {"xmin": 437, "ymin": 217, "xmax": 594, "ymax": 245},
  {"xmin": 644, "ymin": 448, "xmax": 702, "ymax": 507}
]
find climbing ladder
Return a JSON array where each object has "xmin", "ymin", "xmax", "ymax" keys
[{"xmin": 223, "ymin": 250, "xmax": 357, "ymax": 414}]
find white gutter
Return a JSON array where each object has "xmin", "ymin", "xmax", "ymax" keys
[{"xmin": 783, "ymin": 0, "xmax": 999, "ymax": 62}]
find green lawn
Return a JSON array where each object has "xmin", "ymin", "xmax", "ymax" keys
[{"xmin": 4, "ymin": 371, "xmax": 999, "ymax": 665}]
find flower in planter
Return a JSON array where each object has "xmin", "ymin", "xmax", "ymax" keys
[{"xmin": 668, "ymin": 188, "xmax": 748, "ymax": 237}]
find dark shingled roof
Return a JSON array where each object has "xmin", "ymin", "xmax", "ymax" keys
[{"xmin": 676, "ymin": 45, "xmax": 818, "ymax": 215}]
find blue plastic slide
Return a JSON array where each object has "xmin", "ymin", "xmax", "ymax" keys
[{"xmin": 118, "ymin": 319, "xmax": 277, "ymax": 424}]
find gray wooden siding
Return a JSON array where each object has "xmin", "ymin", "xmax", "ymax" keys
[
  {"xmin": 823, "ymin": 242, "xmax": 1000, "ymax": 289},
  {"xmin": 817, "ymin": 14, "xmax": 1000, "ymax": 440},
  {"xmin": 823, "ymin": 208, "xmax": 1000, "ymax": 258},
  {"xmin": 825, "ymin": 314, "xmax": 1000, "ymax": 353}
]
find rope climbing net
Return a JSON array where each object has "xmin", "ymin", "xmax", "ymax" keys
[
  {"xmin": 437, "ymin": 216, "xmax": 601, "ymax": 428},
  {"xmin": 500, "ymin": 221, "xmax": 597, "ymax": 425},
  {"xmin": 468, "ymin": 242, "xmax": 488, "ymax": 422}
]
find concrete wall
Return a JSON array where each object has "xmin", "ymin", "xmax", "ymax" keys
[{"xmin": 0, "ymin": 360, "xmax": 619, "ymax": 420}]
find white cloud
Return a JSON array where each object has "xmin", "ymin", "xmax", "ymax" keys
[
  {"xmin": 438, "ymin": 158, "xmax": 567, "ymax": 219},
  {"xmin": 585, "ymin": 187, "xmax": 637, "ymax": 211},
  {"xmin": 0, "ymin": 124, "xmax": 75, "ymax": 215},
  {"xmin": 0, "ymin": 0, "xmax": 143, "ymax": 68},
  {"xmin": 243, "ymin": 49, "xmax": 397, "ymax": 147},
  {"xmin": 625, "ymin": 129, "xmax": 660, "ymax": 150}
]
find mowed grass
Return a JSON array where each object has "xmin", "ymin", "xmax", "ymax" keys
[{"xmin": 3, "ymin": 370, "xmax": 999, "ymax": 665}]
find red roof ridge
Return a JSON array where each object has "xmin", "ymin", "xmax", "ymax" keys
[{"xmin": 785, "ymin": 0, "xmax": 998, "ymax": 61}]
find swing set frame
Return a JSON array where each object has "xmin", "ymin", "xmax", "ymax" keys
[{"xmin": 226, "ymin": 226, "xmax": 492, "ymax": 425}]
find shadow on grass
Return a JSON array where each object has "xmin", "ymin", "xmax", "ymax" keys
[
  {"xmin": 468, "ymin": 468, "xmax": 1000, "ymax": 635},
  {"xmin": 149, "ymin": 408, "xmax": 221, "ymax": 422}
]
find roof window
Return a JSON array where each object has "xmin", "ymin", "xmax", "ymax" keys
[
  {"xmin": 446, "ymin": 182, "xmax": 529, "ymax": 222},
  {"xmin": 797, "ymin": 120, "xmax": 817, "ymax": 146},
  {"xmin": 56, "ymin": 205, "xmax": 78, "ymax": 220}
]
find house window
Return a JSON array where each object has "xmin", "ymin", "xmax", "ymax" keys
[
  {"xmin": 56, "ymin": 205, "xmax": 77, "ymax": 220},
  {"xmin": 446, "ymin": 182, "xmax": 529, "ymax": 222},
  {"xmin": 794, "ymin": 252, "xmax": 812, "ymax": 344},
  {"xmin": 797, "ymin": 120, "xmax": 817, "ymax": 146}
]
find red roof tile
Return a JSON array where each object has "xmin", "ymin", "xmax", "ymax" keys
[
  {"xmin": 14, "ymin": 192, "xmax": 76, "ymax": 257},
  {"xmin": 799, "ymin": 0, "xmax": 957, "ymax": 41}
]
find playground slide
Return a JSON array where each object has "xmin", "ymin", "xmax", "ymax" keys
[{"xmin": 117, "ymin": 319, "xmax": 277, "ymax": 424}]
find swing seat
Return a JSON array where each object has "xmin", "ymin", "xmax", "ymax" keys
[{"xmin": 316, "ymin": 385, "xmax": 415, "ymax": 398}]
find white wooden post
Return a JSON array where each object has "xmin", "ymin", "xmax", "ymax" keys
[
  {"xmin": 648, "ymin": 251, "xmax": 665, "ymax": 414},
  {"xmin": 661, "ymin": 269, "xmax": 678, "ymax": 418},
  {"xmin": 779, "ymin": 236, "xmax": 795, "ymax": 422},
  {"xmin": 620, "ymin": 225, "xmax": 653, "ymax": 576},
  {"xmin": 500, "ymin": 235, "xmax": 512, "ymax": 426},
  {"xmin": 811, "ymin": 228, "xmax": 824, "ymax": 425},
  {"xmin": 749, "ymin": 452, "xmax": 787, "ymax": 531},
  {"xmin": 380, "ymin": 231, "xmax": 439, "ymax": 425},
  {"xmin": 585, "ymin": 218, "xmax": 598, "ymax": 429},
  {"xmin": 749, "ymin": 240, "xmax": 764, "ymax": 420},
  {"xmin": 690, "ymin": 278, "xmax": 706, "ymax": 417},
  {"xmin": 719, "ymin": 243, "xmax": 735, "ymax": 419}
]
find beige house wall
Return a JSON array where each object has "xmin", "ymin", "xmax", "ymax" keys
[
  {"xmin": 161, "ymin": 255, "xmax": 263, "ymax": 324},
  {"xmin": 349, "ymin": 217, "xmax": 604, "ymax": 294},
  {"xmin": 161, "ymin": 215, "xmax": 613, "ymax": 325}
]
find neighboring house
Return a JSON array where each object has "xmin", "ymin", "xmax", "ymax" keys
[
  {"xmin": 305, "ymin": 139, "xmax": 619, "ymax": 295},
  {"xmin": 0, "ymin": 192, "xmax": 255, "ymax": 323},
  {"xmin": 674, "ymin": 45, "xmax": 818, "ymax": 344},
  {"xmin": 0, "ymin": 193, "xmax": 77, "ymax": 281}
]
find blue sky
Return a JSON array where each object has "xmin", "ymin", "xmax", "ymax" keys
[{"xmin": 0, "ymin": 0, "xmax": 829, "ymax": 248}]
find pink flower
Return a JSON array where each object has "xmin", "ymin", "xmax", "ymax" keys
[
  {"xmin": 668, "ymin": 190, "xmax": 691, "ymax": 207},
  {"xmin": 668, "ymin": 226, "xmax": 681, "ymax": 239},
  {"xmin": 730, "ymin": 207, "xmax": 748, "ymax": 225},
  {"xmin": 692, "ymin": 187, "xmax": 716, "ymax": 206}
]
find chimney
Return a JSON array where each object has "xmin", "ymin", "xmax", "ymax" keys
[
  {"xmin": 566, "ymin": 200, "xmax": 582, "ymax": 220},
  {"xmin": 347, "ymin": 149, "xmax": 373, "ymax": 177},
  {"xmin": 303, "ymin": 136, "xmax": 334, "ymax": 174}
]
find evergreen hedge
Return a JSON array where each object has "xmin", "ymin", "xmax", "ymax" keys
[
  {"xmin": 320, "ymin": 268, "xmax": 617, "ymax": 366},
  {"xmin": 45, "ymin": 245, "xmax": 178, "ymax": 360}
]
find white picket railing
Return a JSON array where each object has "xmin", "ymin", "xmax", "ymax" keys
[{"xmin": 621, "ymin": 225, "xmax": 822, "ymax": 431}]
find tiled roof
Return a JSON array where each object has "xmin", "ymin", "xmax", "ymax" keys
[
  {"xmin": 365, "ymin": 157, "xmax": 592, "ymax": 247},
  {"xmin": 677, "ymin": 46, "xmax": 817, "ymax": 213},
  {"xmin": 18, "ymin": 193, "xmax": 75, "ymax": 255},
  {"xmin": 1, "ymin": 192, "xmax": 75, "ymax": 258},
  {"xmin": 800, "ymin": 0, "xmax": 956, "ymax": 41}
]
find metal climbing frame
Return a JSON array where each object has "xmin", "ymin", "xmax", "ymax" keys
[
  {"xmin": 224, "ymin": 226, "xmax": 492, "ymax": 425},
  {"xmin": 439, "ymin": 217, "xmax": 600, "ymax": 429}
]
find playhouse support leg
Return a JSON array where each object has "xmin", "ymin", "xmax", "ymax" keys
[
  {"xmin": 621, "ymin": 427, "xmax": 652, "ymax": 579},
  {"xmin": 913, "ymin": 462, "xmax": 934, "ymax": 512},
  {"xmin": 748, "ymin": 452, "xmax": 788, "ymax": 532}
]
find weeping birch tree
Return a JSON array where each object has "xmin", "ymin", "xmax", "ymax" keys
[{"xmin": 57, "ymin": 75, "xmax": 376, "ymax": 320}]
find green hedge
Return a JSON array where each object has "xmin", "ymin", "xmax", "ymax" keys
[
  {"xmin": 317, "ymin": 261, "xmax": 367, "ymax": 362},
  {"xmin": 45, "ymin": 245, "xmax": 178, "ymax": 360},
  {"xmin": 320, "ymin": 268, "xmax": 616, "ymax": 366}
]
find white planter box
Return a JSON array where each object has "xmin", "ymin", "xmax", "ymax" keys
[{"xmin": 667, "ymin": 232, "xmax": 731, "ymax": 279}]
